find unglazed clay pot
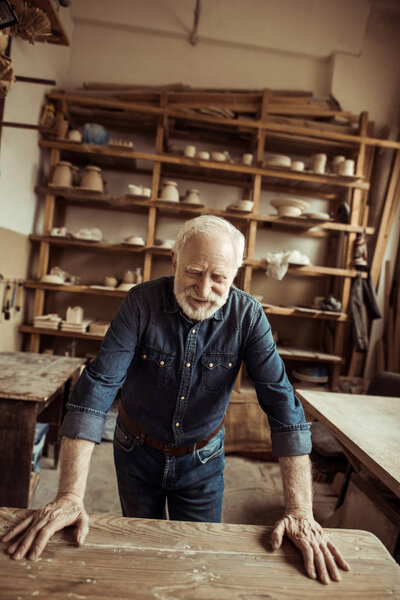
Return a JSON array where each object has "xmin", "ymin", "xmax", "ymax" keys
[
  {"xmin": 160, "ymin": 181, "xmax": 179, "ymax": 202},
  {"xmin": 81, "ymin": 165, "xmax": 103, "ymax": 191},
  {"xmin": 51, "ymin": 161, "xmax": 73, "ymax": 187}
]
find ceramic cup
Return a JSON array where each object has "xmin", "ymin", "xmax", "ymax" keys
[
  {"xmin": 184, "ymin": 145, "xmax": 196, "ymax": 157},
  {"xmin": 103, "ymin": 276, "xmax": 118, "ymax": 288},
  {"xmin": 184, "ymin": 189, "xmax": 201, "ymax": 204},
  {"xmin": 68, "ymin": 129, "xmax": 82, "ymax": 142},
  {"xmin": 197, "ymin": 151, "xmax": 210, "ymax": 160},
  {"xmin": 242, "ymin": 153, "xmax": 253, "ymax": 166},
  {"xmin": 161, "ymin": 181, "xmax": 179, "ymax": 202},
  {"xmin": 332, "ymin": 155, "xmax": 346, "ymax": 173},
  {"xmin": 142, "ymin": 187, "xmax": 152, "ymax": 197},
  {"xmin": 123, "ymin": 270, "xmax": 135, "ymax": 283},
  {"xmin": 211, "ymin": 151, "xmax": 226, "ymax": 162},
  {"xmin": 312, "ymin": 153, "xmax": 327, "ymax": 174}
]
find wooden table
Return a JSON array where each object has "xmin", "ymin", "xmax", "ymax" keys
[
  {"xmin": 0, "ymin": 352, "xmax": 85, "ymax": 508},
  {"xmin": 295, "ymin": 389, "xmax": 400, "ymax": 498},
  {"xmin": 1, "ymin": 508, "xmax": 399, "ymax": 599}
]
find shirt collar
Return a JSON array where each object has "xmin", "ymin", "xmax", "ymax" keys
[{"xmin": 164, "ymin": 277, "xmax": 225, "ymax": 321}]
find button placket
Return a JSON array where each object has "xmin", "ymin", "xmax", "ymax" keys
[{"xmin": 172, "ymin": 325, "xmax": 198, "ymax": 444}]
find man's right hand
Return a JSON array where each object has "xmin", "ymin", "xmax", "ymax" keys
[{"xmin": 1, "ymin": 494, "xmax": 89, "ymax": 561}]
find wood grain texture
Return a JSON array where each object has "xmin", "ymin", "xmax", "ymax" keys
[
  {"xmin": 0, "ymin": 509, "xmax": 399, "ymax": 599},
  {"xmin": 295, "ymin": 389, "xmax": 400, "ymax": 498},
  {"xmin": 0, "ymin": 352, "xmax": 84, "ymax": 402}
]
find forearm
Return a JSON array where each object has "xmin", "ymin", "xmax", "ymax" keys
[
  {"xmin": 279, "ymin": 454, "xmax": 313, "ymax": 518},
  {"xmin": 56, "ymin": 436, "xmax": 95, "ymax": 501}
]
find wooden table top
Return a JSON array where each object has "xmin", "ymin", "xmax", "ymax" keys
[
  {"xmin": 296, "ymin": 388, "xmax": 400, "ymax": 498},
  {"xmin": 1, "ymin": 508, "xmax": 399, "ymax": 599},
  {"xmin": 0, "ymin": 352, "xmax": 85, "ymax": 402}
]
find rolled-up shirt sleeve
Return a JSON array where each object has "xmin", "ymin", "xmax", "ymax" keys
[
  {"xmin": 243, "ymin": 303, "xmax": 311, "ymax": 457},
  {"xmin": 60, "ymin": 291, "xmax": 140, "ymax": 443}
]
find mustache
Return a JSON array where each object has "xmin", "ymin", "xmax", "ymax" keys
[{"xmin": 184, "ymin": 287, "xmax": 220, "ymax": 303}]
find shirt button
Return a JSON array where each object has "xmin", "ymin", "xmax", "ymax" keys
[
  {"xmin": 186, "ymin": 362, "xmax": 191, "ymax": 368},
  {"xmin": 180, "ymin": 396, "xmax": 185, "ymax": 400},
  {"xmin": 175, "ymin": 422, "xmax": 180, "ymax": 427},
  {"xmin": 160, "ymin": 360, "xmax": 165, "ymax": 366},
  {"xmin": 209, "ymin": 363, "xmax": 213, "ymax": 368},
  {"xmin": 192, "ymin": 329, "xmax": 196, "ymax": 334},
  {"xmin": 228, "ymin": 362, "xmax": 232, "ymax": 368},
  {"xmin": 142, "ymin": 354, "xmax": 147, "ymax": 359}
]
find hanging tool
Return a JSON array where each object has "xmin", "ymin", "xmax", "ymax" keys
[
  {"xmin": 15, "ymin": 281, "xmax": 23, "ymax": 312},
  {"xmin": 2, "ymin": 281, "xmax": 12, "ymax": 320}
]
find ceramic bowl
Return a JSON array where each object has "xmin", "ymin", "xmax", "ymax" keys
[
  {"xmin": 270, "ymin": 197, "xmax": 310, "ymax": 217},
  {"xmin": 264, "ymin": 154, "xmax": 291, "ymax": 168},
  {"xmin": 227, "ymin": 200, "xmax": 254, "ymax": 213},
  {"xmin": 124, "ymin": 236, "xmax": 145, "ymax": 246},
  {"xmin": 40, "ymin": 274, "xmax": 65, "ymax": 284},
  {"xmin": 211, "ymin": 152, "xmax": 226, "ymax": 162}
]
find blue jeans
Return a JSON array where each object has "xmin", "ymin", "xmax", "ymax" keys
[{"xmin": 113, "ymin": 416, "xmax": 225, "ymax": 522}]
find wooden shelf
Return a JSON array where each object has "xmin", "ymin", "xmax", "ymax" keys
[
  {"xmin": 32, "ymin": 0, "xmax": 70, "ymax": 46},
  {"xmin": 277, "ymin": 347, "xmax": 343, "ymax": 364},
  {"xmin": 39, "ymin": 140, "xmax": 368, "ymax": 192},
  {"xmin": 24, "ymin": 281, "xmax": 128, "ymax": 297},
  {"xmin": 248, "ymin": 258, "xmax": 368, "ymax": 279},
  {"xmin": 35, "ymin": 186, "xmax": 374, "ymax": 236},
  {"xmin": 263, "ymin": 305, "xmax": 348, "ymax": 322},
  {"xmin": 20, "ymin": 325, "xmax": 103, "ymax": 341},
  {"xmin": 29, "ymin": 235, "xmax": 146, "ymax": 253}
]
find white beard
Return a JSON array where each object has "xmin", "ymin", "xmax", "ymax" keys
[{"xmin": 174, "ymin": 280, "xmax": 230, "ymax": 321}]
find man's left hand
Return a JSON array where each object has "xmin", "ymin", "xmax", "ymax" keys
[{"xmin": 271, "ymin": 514, "xmax": 350, "ymax": 584}]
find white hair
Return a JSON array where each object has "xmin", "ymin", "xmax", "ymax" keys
[{"xmin": 172, "ymin": 215, "xmax": 245, "ymax": 273}]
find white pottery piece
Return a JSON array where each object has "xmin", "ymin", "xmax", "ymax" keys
[
  {"xmin": 66, "ymin": 306, "xmax": 84, "ymax": 324},
  {"xmin": 312, "ymin": 153, "xmax": 327, "ymax": 174},
  {"xmin": 103, "ymin": 275, "xmax": 118, "ymax": 287},
  {"xmin": 67, "ymin": 129, "xmax": 82, "ymax": 142},
  {"xmin": 197, "ymin": 151, "xmax": 210, "ymax": 160},
  {"xmin": 51, "ymin": 161, "xmax": 73, "ymax": 187},
  {"xmin": 183, "ymin": 189, "xmax": 201, "ymax": 204},
  {"xmin": 290, "ymin": 161, "xmax": 305, "ymax": 172},
  {"xmin": 242, "ymin": 154, "xmax": 253, "ymax": 166},
  {"xmin": 184, "ymin": 145, "xmax": 196, "ymax": 157},
  {"xmin": 160, "ymin": 181, "xmax": 179, "ymax": 202},
  {"xmin": 270, "ymin": 197, "xmax": 310, "ymax": 217},
  {"xmin": 338, "ymin": 159, "xmax": 355, "ymax": 176},
  {"xmin": 81, "ymin": 166, "xmax": 103, "ymax": 192}
]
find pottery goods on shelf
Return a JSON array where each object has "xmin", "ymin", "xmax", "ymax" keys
[
  {"xmin": 103, "ymin": 275, "xmax": 118, "ymax": 288},
  {"xmin": 128, "ymin": 184, "xmax": 151, "ymax": 197},
  {"xmin": 154, "ymin": 238, "xmax": 175, "ymax": 249},
  {"xmin": 197, "ymin": 151, "xmax": 210, "ymax": 160},
  {"xmin": 108, "ymin": 139, "xmax": 134, "ymax": 148},
  {"xmin": 73, "ymin": 227, "xmax": 103, "ymax": 241},
  {"xmin": 182, "ymin": 189, "xmax": 203, "ymax": 205},
  {"xmin": 67, "ymin": 129, "xmax": 82, "ymax": 142},
  {"xmin": 264, "ymin": 154, "xmax": 291, "ymax": 168},
  {"xmin": 270, "ymin": 197, "xmax": 310, "ymax": 217},
  {"xmin": 160, "ymin": 181, "xmax": 179, "ymax": 202},
  {"xmin": 40, "ymin": 274, "xmax": 65, "ymax": 284},
  {"xmin": 338, "ymin": 159, "xmax": 355, "ymax": 176},
  {"xmin": 83, "ymin": 123, "xmax": 109, "ymax": 145},
  {"xmin": 303, "ymin": 211, "xmax": 331, "ymax": 221},
  {"xmin": 80, "ymin": 166, "xmax": 103, "ymax": 192},
  {"xmin": 290, "ymin": 161, "xmax": 305, "ymax": 172},
  {"xmin": 124, "ymin": 235, "xmax": 145, "ymax": 246},
  {"xmin": 51, "ymin": 226, "xmax": 67, "ymax": 237},
  {"xmin": 184, "ymin": 145, "xmax": 196, "ymax": 157},
  {"xmin": 332, "ymin": 155, "xmax": 346, "ymax": 173},
  {"xmin": 226, "ymin": 200, "xmax": 254, "ymax": 213},
  {"xmin": 66, "ymin": 306, "xmax": 84, "ymax": 324},
  {"xmin": 312, "ymin": 153, "xmax": 327, "ymax": 174},
  {"xmin": 242, "ymin": 153, "xmax": 253, "ymax": 166},
  {"xmin": 89, "ymin": 320, "xmax": 110, "ymax": 335},
  {"xmin": 123, "ymin": 270, "xmax": 135, "ymax": 284},
  {"xmin": 51, "ymin": 161, "xmax": 72, "ymax": 187},
  {"xmin": 61, "ymin": 318, "xmax": 92, "ymax": 333},
  {"xmin": 211, "ymin": 151, "xmax": 226, "ymax": 162},
  {"xmin": 33, "ymin": 314, "xmax": 62, "ymax": 329},
  {"xmin": 117, "ymin": 282, "xmax": 136, "ymax": 291}
]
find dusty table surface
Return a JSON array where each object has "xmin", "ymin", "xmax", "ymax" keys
[
  {"xmin": 1, "ymin": 508, "xmax": 399, "ymax": 599},
  {"xmin": 0, "ymin": 352, "xmax": 85, "ymax": 402},
  {"xmin": 296, "ymin": 388, "xmax": 400, "ymax": 498}
]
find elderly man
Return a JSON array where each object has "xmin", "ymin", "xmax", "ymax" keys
[{"xmin": 2, "ymin": 215, "xmax": 349, "ymax": 584}]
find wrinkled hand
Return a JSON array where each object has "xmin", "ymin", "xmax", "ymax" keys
[
  {"xmin": 1, "ymin": 495, "xmax": 89, "ymax": 561},
  {"xmin": 271, "ymin": 514, "xmax": 350, "ymax": 584}
]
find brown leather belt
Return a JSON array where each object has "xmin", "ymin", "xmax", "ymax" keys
[{"xmin": 118, "ymin": 399, "xmax": 224, "ymax": 456}]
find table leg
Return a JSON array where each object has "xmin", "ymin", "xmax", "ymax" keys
[{"xmin": 0, "ymin": 399, "xmax": 37, "ymax": 508}]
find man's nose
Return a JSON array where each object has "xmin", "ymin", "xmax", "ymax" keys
[{"xmin": 196, "ymin": 276, "xmax": 211, "ymax": 299}]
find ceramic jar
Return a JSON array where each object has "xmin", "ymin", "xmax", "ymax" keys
[
  {"xmin": 312, "ymin": 153, "xmax": 327, "ymax": 174},
  {"xmin": 291, "ymin": 161, "xmax": 305, "ymax": 172},
  {"xmin": 161, "ymin": 181, "xmax": 179, "ymax": 202},
  {"xmin": 68, "ymin": 129, "xmax": 82, "ymax": 142},
  {"xmin": 184, "ymin": 145, "xmax": 196, "ymax": 157},
  {"xmin": 338, "ymin": 159, "xmax": 355, "ymax": 176},
  {"xmin": 81, "ymin": 165, "xmax": 103, "ymax": 191},
  {"xmin": 242, "ymin": 153, "xmax": 253, "ymax": 166},
  {"xmin": 184, "ymin": 189, "xmax": 201, "ymax": 204},
  {"xmin": 332, "ymin": 155, "xmax": 345, "ymax": 173},
  {"xmin": 52, "ymin": 161, "xmax": 73, "ymax": 187}
]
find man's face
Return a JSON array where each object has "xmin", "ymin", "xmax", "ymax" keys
[{"xmin": 172, "ymin": 233, "xmax": 236, "ymax": 321}]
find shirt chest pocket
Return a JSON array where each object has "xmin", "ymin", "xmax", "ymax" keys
[
  {"xmin": 201, "ymin": 352, "xmax": 239, "ymax": 393},
  {"xmin": 138, "ymin": 344, "xmax": 175, "ymax": 388}
]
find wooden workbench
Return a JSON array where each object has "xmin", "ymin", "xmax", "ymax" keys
[
  {"xmin": 1, "ymin": 508, "xmax": 399, "ymax": 598},
  {"xmin": 0, "ymin": 352, "xmax": 85, "ymax": 508}
]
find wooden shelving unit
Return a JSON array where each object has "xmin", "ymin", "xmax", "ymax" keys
[{"xmin": 24, "ymin": 87, "xmax": 390, "ymax": 389}]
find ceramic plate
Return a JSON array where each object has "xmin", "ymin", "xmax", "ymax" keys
[
  {"xmin": 270, "ymin": 197, "xmax": 310, "ymax": 212},
  {"xmin": 303, "ymin": 212, "xmax": 331, "ymax": 221}
]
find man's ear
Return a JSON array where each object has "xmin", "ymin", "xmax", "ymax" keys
[{"xmin": 171, "ymin": 251, "xmax": 177, "ymax": 272}]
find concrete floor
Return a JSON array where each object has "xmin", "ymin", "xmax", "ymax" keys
[{"xmin": 31, "ymin": 441, "xmax": 338, "ymax": 526}]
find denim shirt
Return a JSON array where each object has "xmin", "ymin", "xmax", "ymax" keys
[{"xmin": 60, "ymin": 276, "xmax": 311, "ymax": 457}]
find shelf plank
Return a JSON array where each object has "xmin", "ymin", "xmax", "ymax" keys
[
  {"xmin": 20, "ymin": 325, "xmax": 103, "ymax": 341},
  {"xmin": 248, "ymin": 258, "xmax": 368, "ymax": 279},
  {"xmin": 263, "ymin": 304, "xmax": 348, "ymax": 322},
  {"xmin": 24, "ymin": 281, "xmax": 127, "ymax": 297},
  {"xmin": 278, "ymin": 347, "xmax": 343, "ymax": 363},
  {"xmin": 38, "ymin": 140, "xmax": 369, "ymax": 191},
  {"xmin": 36, "ymin": 186, "xmax": 374, "ymax": 235},
  {"xmin": 29, "ymin": 235, "xmax": 146, "ymax": 253}
]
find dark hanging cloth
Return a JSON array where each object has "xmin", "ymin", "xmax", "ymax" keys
[{"xmin": 350, "ymin": 271, "xmax": 381, "ymax": 352}]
